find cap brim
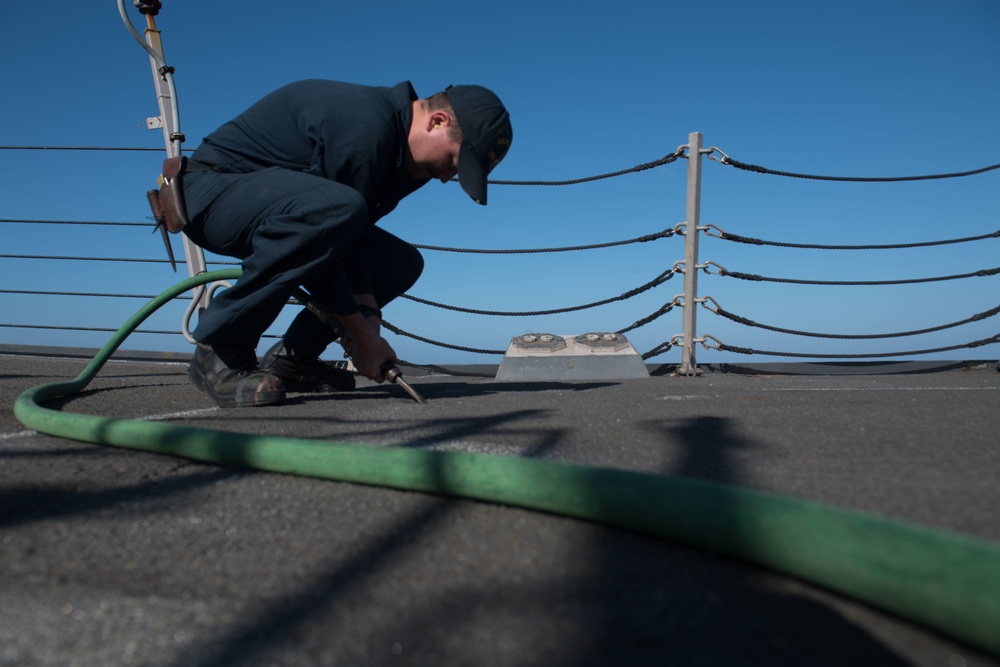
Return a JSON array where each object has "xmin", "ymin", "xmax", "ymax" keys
[{"xmin": 458, "ymin": 140, "xmax": 488, "ymax": 205}]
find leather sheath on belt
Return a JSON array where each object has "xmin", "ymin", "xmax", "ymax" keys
[{"xmin": 146, "ymin": 155, "xmax": 190, "ymax": 234}]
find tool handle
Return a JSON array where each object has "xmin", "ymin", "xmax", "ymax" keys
[
  {"xmin": 380, "ymin": 364, "xmax": 427, "ymax": 404},
  {"xmin": 380, "ymin": 360, "xmax": 406, "ymax": 385}
]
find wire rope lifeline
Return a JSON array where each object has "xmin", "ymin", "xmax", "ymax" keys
[
  {"xmin": 0, "ymin": 145, "xmax": 174, "ymax": 152},
  {"xmin": 2, "ymin": 145, "xmax": 681, "ymax": 185},
  {"xmin": 707, "ymin": 333, "xmax": 1000, "ymax": 359},
  {"xmin": 0, "ymin": 218, "xmax": 153, "ymax": 227},
  {"xmin": 0, "ymin": 323, "xmax": 178, "ymax": 336},
  {"xmin": 705, "ymin": 224, "xmax": 1000, "ymax": 250},
  {"xmin": 485, "ymin": 147, "xmax": 687, "ymax": 186},
  {"xmin": 0, "ymin": 288, "xmax": 194, "ymax": 301},
  {"xmin": 381, "ymin": 319, "xmax": 506, "ymax": 356},
  {"xmin": 0, "ymin": 218, "xmax": 676, "ymax": 248},
  {"xmin": 0, "ymin": 254, "xmax": 185, "ymax": 264},
  {"xmin": 704, "ymin": 298, "xmax": 1000, "ymax": 340},
  {"xmin": 414, "ymin": 227, "xmax": 676, "ymax": 254},
  {"xmin": 400, "ymin": 268, "xmax": 675, "ymax": 317},
  {"xmin": 706, "ymin": 148, "xmax": 1000, "ymax": 182},
  {"xmin": 709, "ymin": 263, "xmax": 1000, "ymax": 286},
  {"xmin": 383, "ymin": 299, "xmax": 677, "ymax": 361}
]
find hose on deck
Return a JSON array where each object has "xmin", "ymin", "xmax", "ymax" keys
[{"xmin": 13, "ymin": 269, "xmax": 1000, "ymax": 658}]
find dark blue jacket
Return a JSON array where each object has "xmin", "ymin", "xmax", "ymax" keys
[{"xmin": 191, "ymin": 79, "xmax": 428, "ymax": 225}]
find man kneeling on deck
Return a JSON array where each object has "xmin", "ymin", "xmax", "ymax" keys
[{"xmin": 174, "ymin": 80, "xmax": 513, "ymax": 407}]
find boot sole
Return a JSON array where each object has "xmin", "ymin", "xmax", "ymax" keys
[{"xmin": 276, "ymin": 376, "xmax": 356, "ymax": 393}]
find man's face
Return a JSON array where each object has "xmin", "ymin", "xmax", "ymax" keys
[
  {"xmin": 409, "ymin": 132, "xmax": 460, "ymax": 183},
  {"xmin": 407, "ymin": 111, "xmax": 462, "ymax": 183}
]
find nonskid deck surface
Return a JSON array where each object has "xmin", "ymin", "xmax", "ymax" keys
[{"xmin": 2, "ymin": 349, "xmax": 999, "ymax": 666}]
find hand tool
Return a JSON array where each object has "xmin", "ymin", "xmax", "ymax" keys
[
  {"xmin": 382, "ymin": 364, "xmax": 427, "ymax": 404},
  {"xmin": 146, "ymin": 187, "xmax": 177, "ymax": 271},
  {"xmin": 290, "ymin": 288, "xmax": 425, "ymax": 403}
]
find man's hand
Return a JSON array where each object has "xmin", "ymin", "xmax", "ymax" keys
[
  {"xmin": 339, "ymin": 313, "xmax": 380, "ymax": 359},
  {"xmin": 351, "ymin": 336, "xmax": 397, "ymax": 382},
  {"xmin": 336, "ymin": 311, "xmax": 394, "ymax": 382}
]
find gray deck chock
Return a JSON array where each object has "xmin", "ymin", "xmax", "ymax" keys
[{"xmin": 495, "ymin": 333, "xmax": 649, "ymax": 382}]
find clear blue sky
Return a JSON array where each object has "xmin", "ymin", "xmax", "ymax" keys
[{"xmin": 2, "ymin": 0, "xmax": 998, "ymax": 366}]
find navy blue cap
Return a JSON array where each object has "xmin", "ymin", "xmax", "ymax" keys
[{"xmin": 447, "ymin": 85, "xmax": 512, "ymax": 205}]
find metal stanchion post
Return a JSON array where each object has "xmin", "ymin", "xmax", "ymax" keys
[{"xmin": 679, "ymin": 131, "xmax": 703, "ymax": 376}]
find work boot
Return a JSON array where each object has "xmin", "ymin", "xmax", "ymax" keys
[
  {"xmin": 261, "ymin": 341, "xmax": 356, "ymax": 393},
  {"xmin": 188, "ymin": 343, "xmax": 286, "ymax": 408}
]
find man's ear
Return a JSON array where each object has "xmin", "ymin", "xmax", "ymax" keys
[{"xmin": 428, "ymin": 110, "xmax": 451, "ymax": 131}]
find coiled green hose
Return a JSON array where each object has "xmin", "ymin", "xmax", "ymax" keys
[{"xmin": 13, "ymin": 270, "xmax": 1000, "ymax": 658}]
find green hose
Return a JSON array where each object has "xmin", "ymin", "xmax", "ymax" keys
[{"xmin": 13, "ymin": 270, "xmax": 1000, "ymax": 658}]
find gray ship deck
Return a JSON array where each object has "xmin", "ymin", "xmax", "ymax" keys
[{"xmin": 2, "ymin": 346, "xmax": 999, "ymax": 666}]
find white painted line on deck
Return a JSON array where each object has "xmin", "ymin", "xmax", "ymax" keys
[
  {"xmin": 139, "ymin": 408, "xmax": 220, "ymax": 421},
  {"xmin": 0, "ymin": 430, "xmax": 36, "ymax": 441},
  {"xmin": 757, "ymin": 386, "xmax": 999, "ymax": 392},
  {"xmin": 1, "ymin": 407, "xmax": 219, "ymax": 442}
]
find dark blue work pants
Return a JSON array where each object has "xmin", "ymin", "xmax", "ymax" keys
[{"xmin": 182, "ymin": 167, "xmax": 423, "ymax": 357}]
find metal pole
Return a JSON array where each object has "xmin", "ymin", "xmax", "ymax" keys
[
  {"xmin": 142, "ymin": 15, "xmax": 211, "ymax": 318},
  {"xmin": 141, "ymin": 22, "xmax": 175, "ymax": 156},
  {"xmin": 680, "ymin": 131, "xmax": 703, "ymax": 375}
]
